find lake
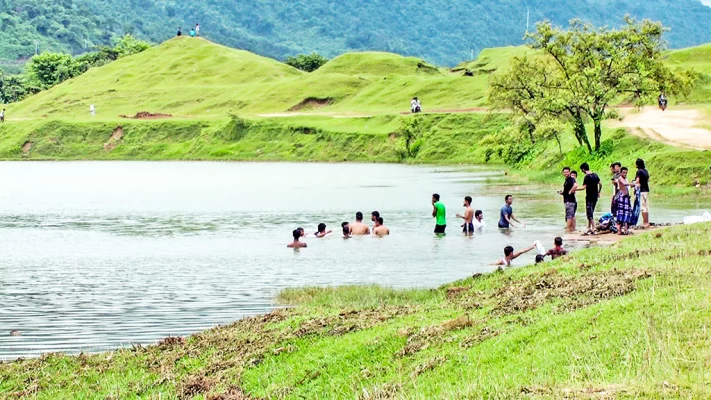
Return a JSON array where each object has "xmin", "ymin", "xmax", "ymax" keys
[{"xmin": 0, "ymin": 162, "xmax": 708, "ymax": 359}]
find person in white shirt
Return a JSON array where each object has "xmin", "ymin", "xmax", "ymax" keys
[
  {"xmin": 90, "ymin": 105, "xmax": 95, "ymax": 117},
  {"xmin": 195, "ymin": 23, "xmax": 200, "ymax": 36},
  {"xmin": 0, "ymin": 108, "xmax": 5, "ymax": 123},
  {"xmin": 473, "ymin": 209, "xmax": 486, "ymax": 231},
  {"xmin": 410, "ymin": 97, "xmax": 417, "ymax": 113}
]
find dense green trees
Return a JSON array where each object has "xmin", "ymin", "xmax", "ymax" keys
[
  {"xmin": 2, "ymin": 0, "xmax": 711, "ymax": 71},
  {"xmin": 285, "ymin": 53, "xmax": 328, "ymax": 72},
  {"xmin": 489, "ymin": 18, "xmax": 695, "ymax": 154}
]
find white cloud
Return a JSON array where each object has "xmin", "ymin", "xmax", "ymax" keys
[{"xmin": 701, "ymin": 0, "xmax": 711, "ymax": 6}]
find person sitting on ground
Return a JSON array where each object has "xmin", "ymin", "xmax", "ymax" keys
[
  {"xmin": 373, "ymin": 217, "xmax": 390, "ymax": 236},
  {"xmin": 456, "ymin": 196, "xmax": 474, "ymax": 235},
  {"xmin": 341, "ymin": 222, "xmax": 351, "ymax": 239},
  {"xmin": 287, "ymin": 229, "xmax": 307, "ymax": 248},
  {"xmin": 545, "ymin": 237, "xmax": 568, "ymax": 260},
  {"xmin": 314, "ymin": 223, "xmax": 332, "ymax": 238},
  {"xmin": 177, "ymin": 27, "xmax": 182, "ymax": 37},
  {"xmin": 189, "ymin": 28, "xmax": 196, "ymax": 37},
  {"xmin": 492, "ymin": 244, "xmax": 536, "ymax": 267},
  {"xmin": 498, "ymin": 195, "xmax": 524, "ymax": 229},
  {"xmin": 473, "ymin": 210, "xmax": 486, "ymax": 231},
  {"xmin": 350, "ymin": 212, "xmax": 371, "ymax": 235}
]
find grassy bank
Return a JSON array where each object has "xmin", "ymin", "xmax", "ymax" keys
[{"xmin": 2, "ymin": 223, "xmax": 710, "ymax": 398}]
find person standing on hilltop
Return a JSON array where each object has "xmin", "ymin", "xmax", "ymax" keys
[
  {"xmin": 432, "ymin": 193, "xmax": 446, "ymax": 234},
  {"xmin": 195, "ymin": 23, "xmax": 200, "ymax": 37},
  {"xmin": 177, "ymin": 27, "xmax": 182, "ymax": 37}
]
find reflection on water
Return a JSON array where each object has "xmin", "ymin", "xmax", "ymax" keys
[{"xmin": 0, "ymin": 162, "xmax": 708, "ymax": 359}]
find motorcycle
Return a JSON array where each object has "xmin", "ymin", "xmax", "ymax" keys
[{"xmin": 658, "ymin": 98, "xmax": 668, "ymax": 111}]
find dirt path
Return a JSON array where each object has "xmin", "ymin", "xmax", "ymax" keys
[
  {"xmin": 617, "ymin": 108, "xmax": 711, "ymax": 150},
  {"xmin": 256, "ymin": 107, "xmax": 490, "ymax": 119}
]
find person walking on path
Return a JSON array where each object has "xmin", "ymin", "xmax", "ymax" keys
[
  {"xmin": 559, "ymin": 167, "xmax": 578, "ymax": 233},
  {"xmin": 0, "ymin": 108, "xmax": 5, "ymax": 123},
  {"xmin": 498, "ymin": 195, "xmax": 524, "ymax": 229},
  {"xmin": 578, "ymin": 163, "xmax": 602, "ymax": 234},
  {"xmin": 432, "ymin": 193, "xmax": 446, "ymax": 234},
  {"xmin": 635, "ymin": 158, "xmax": 651, "ymax": 227}
]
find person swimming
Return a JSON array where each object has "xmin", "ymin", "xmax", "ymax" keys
[
  {"xmin": 373, "ymin": 217, "xmax": 390, "ymax": 236},
  {"xmin": 287, "ymin": 229, "xmax": 307, "ymax": 248},
  {"xmin": 492, "ymin": 243, "xmax": 535, "ymax": 267},
  {"xmin": 371, "ymin": 211, "xmax": 380, "ymax": 231},
  {"xmin": 314, "ymin": 223, "xmax": 332, "ymax": 238},
  {"xmin": 342, "ymin": 222, "xmax": 351, "ymax": 238},
  {"xmin": 350, "ymin": 212, "xmax": 370, "ymax": 235}
]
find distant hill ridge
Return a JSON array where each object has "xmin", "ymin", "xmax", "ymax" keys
[{"xmin": 2, "ymin": 0, "xmax": 711, "ymax": 71}]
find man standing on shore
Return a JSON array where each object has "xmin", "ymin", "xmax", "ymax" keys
[
  {"xmin": 432, "ymin": 193, "xmax": 446, "ymax": 234},
  {"xmin": 579, "ymin": 163, "xmax": 602, "ymax": 234},
  {"xmin": 456, "ymin": 196, "xmax": 474, "ymax": 235},
  {"xmin": 560, "ymin": 167, "xmax": 578, "ymax": 233},
  {"xmin": 610, "ymin": 162, "xmax": 621, "ymax": 214},
  {"xmin": 350, "ymin": 212, "xmax": 371, "ymax": 235},
  {"xmin": 635, "ymin": 158, "xmax": 651, "ymax": 227}
]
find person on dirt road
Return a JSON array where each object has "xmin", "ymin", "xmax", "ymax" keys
[
  {"xmin": 349, "ymin": 212, "xmax": 371, "ymax": 235},
  {"xmin": 658, "ymin": 92, "xmax": 668, "ymax": 111},
  {"xmin": 635, "ymin": 158, "xmax": 651, "ymax": 227},
  {"xmin": 456, "ymin": 196, "xmax": 475, "ymax": 235},
  {"xmin": 432, "ymin": 193, "xmax": 446, "ymax": 234},
  {"xmin": 559, "ymin": 167, "xmax": 578, "ymax": 233},
  {"xmin": 577, "ymin": 163, "xmax": 602, "ymax": 235}
]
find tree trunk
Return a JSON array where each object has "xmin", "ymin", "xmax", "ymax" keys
[
  {"xmin": 593, "ymin": 117, "xmax": 603, "ymax": 152},
  {"xmin": 572, "ymin": 111, "xmax": 593, "ymax": 153}
]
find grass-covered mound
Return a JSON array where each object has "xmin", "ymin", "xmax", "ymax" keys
[
  {"xmin": 314, "ymin": 52, "xmax": 441, "ymax": 76},
  {"xmin": 2, "ymin": 223, "xmax": 710, "ymax": 398}
]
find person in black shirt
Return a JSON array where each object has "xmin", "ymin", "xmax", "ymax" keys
[
  {"xmin": 635, "ymin": 158, "xmax": 651, "ymax": 227},
  {"xmin": 559, "ymin": 167, "xmax": 578, "ymax": 233},
  {"xmin": 578, "ymin": 163, "xmax": 602, "ymax": 234},
  {"xmin": 177, "ymin": 27, "xmax": 182, "ymax": 37}
]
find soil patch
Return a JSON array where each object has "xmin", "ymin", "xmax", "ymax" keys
[
  {"xmin": 21, "ymin": 141, "xmax": 32, "ymax": 154},
  {"xmin": 288, "ymin": 97, "xmax": 334, "ymax": 112},
  {"xmin": 104, "ymin": 126, "xmax": 124, "ymax": 151},
  {"xmin": 120, "ymin": 111, "xmax": 173, "ymax": 120}
]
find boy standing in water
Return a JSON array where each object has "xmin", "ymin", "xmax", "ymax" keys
[
  {"xmin": 498, "ymin": 195, "xmax": 524, "ymax": 229},
  {"xmin": 287, "ymin": 229, "xmax": 307, "ymax": 248},
  {"xmin": 350, "ymin": 212, "xmax": 371, "ymax": 235},
  {"xmin": 432, "ymin": 193, "xmax": 446, "ymax": 234},
  {"xmin": 456, "ymin": 196, "xmax": 474, "ymax": 235},
  {"xmin": 373, "ymin": 217, "xmax": 390, "ymax": 236}
]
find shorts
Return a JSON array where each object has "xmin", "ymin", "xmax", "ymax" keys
[
  {"xmin": 462, "ymin": 222, "xmax": 474, "ymax": 234},
  {"xmin": 565, "ymin": 202, "xmax": 577, "ymax": 220},
  {"xmin": 498, "ymin": 223, "xmax": 509, "ymax": 229},
  {"xmin": 434, "ymin": 224, "xmax": 446, "ymax": 234},
  {"xmin": 585, "ymin": 199, "xmax": 597, "ymax": 220},
  {"xmin": 640, "ymin": 192, "xmax": 649, "ymax": 213}
]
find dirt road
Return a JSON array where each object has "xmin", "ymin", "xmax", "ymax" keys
[{"xmin": 618, "ymin": 108, "xmax": 711, "ymax": 150}]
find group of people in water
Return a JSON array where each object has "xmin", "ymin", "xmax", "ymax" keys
[{"xmin": 287, "ymin": 211, "xmax": 390, "ymax": 248}]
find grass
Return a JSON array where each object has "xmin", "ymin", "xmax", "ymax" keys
[{"xmin": 2, "ymin": 223, "xmax": 710, "ymax": 398}]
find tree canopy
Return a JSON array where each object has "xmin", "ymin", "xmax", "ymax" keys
[
  {"xmin": 285, "ymin": 53, "xmax": 329, "ymax": 72},
  {"xmin": 489, "ymin": 18, "xmax": 695, "ymax": 153}
]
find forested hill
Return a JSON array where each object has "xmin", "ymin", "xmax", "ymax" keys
[{"xmin": 2, "ymin": 0, "xmax": 711, "ymax": 70}]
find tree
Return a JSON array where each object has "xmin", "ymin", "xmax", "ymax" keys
[
  {"xmin": 490, "ymin": 17, "xmax": 695, "ymax": 153},
  {"xmin": 113, "ymin": 34, "xmax": 150, "ymax": 58},
  {"xmin": 285, "ymin": 53, "xmax": 329, "ymax": 72},
  {"xmin": 25, "ymin": 52, "xmax": 82, "ymax": 88}
]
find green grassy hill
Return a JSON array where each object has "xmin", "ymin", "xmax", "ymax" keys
[{"xmin": 2, "ymin": 223, "xmax": 710, "ymax": 398}]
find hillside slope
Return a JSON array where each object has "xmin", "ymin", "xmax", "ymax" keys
[
  {"xmin": 3, "ymin": 0, "xmax": 711, "ymax": 69},
  {"xmin": 9, "ymin": 38, "xmax": 500, "ymax": 118},
  {"xmin": 2, "ymin": 223, "xmax": 710, "ymax": 398}
]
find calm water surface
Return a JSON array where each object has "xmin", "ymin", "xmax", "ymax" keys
[{"xmin": 1, "ymin": 162, "xmax": 708, "ymax": 359}]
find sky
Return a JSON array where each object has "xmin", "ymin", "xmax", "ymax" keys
[{"xmin": 702, "ymin": 0, "xmax": 711, "ymax": 6}]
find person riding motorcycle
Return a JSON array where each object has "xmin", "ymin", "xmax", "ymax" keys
[{"xmin": 658, "ymin": 92, "xmax": 668, "ymax": 111}]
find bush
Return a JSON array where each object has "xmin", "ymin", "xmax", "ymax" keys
[{"xmin": 285, "ymin": 53, "xmax": 329, "ymax": 72}]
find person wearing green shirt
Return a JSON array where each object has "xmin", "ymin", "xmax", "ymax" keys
[{"xmin": 432, "ymin": 193, "xmax": 447, "ymax": 234}]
